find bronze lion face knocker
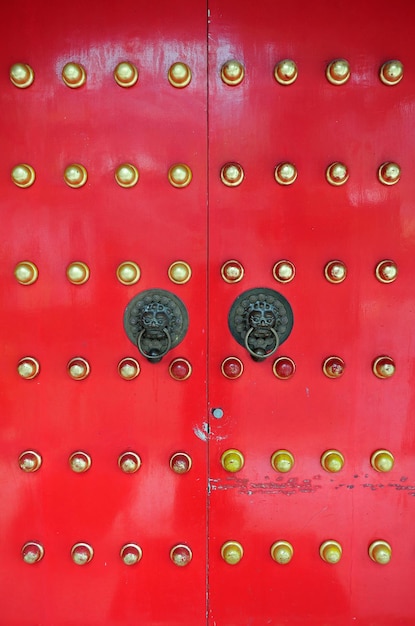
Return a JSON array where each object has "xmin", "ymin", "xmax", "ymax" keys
[{"xmin": 228, "ymin": 288, "xmax": 294, "ymax": 361}]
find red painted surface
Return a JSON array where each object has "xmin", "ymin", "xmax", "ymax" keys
[{"xmin": 1, "ymin": 1, "xmax": 415, "ymax": 625}]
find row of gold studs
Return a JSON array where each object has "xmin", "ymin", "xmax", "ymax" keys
[
  {"xmin": 15, "ymin": 355, "xmax": 397, "ymax": 381},
  {"xmin": 18, "ymin": 539, "xmax": 394, "ymax": 566},
  {"xmin": 13, "ymin": 259, "xmax": 399, "ymax": 287},
  {"xmin": 17, "ymin": 448, "xmax": 396, "ymax": 475},
  {"xmin": 9, "ymin": 161, "xmax": 403, "ymax": 188},
  {"xmin": 9, "ymin": 59, "xmax": 404, "ymax": 89}
]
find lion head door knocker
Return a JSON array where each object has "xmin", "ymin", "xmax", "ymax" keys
[
  {"xmin": 228, "ymin": 288, "xmax": 294, "ymax": 362},
  {"xmin": 124, "ymin": 289, "xmax": 189, "ymax": 363}
]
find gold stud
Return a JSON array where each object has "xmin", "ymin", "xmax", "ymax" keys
[
  {"xmin": 168, "ymin": 163, "xmax": 192, "ymax": 188},
  {"xmin": 221, "ymin": 260, "xmax": 244, "ymax": 283},
  {"xmin": 170, "ymin": 544, "xmax": 192, "ymax": 566},
  {"xmin": 375, "ymin": 260, "xmax": 398, "ymax": 283},
  {"xmin": 17, "ymin": 357, "xmax": 40, "ymax": 380},
  {"xmin": 69, "ymin": 451, "xmax": 92, "ymax": 473},
  {"xmin": 120, "ymin": 543, "xmax": 142, "ymax": 565},
  {"xmin": 321, "ymin": 449, "xmax": 345, "ymax": 472},
  {"xmin": 273, "ymin": 260, "xmax": 295, "ymax": 283},
  {"xmin": 71, "ymin": 542, "xmax": 94, "ymax": 565},
  {"xmin": 66, "ymin": 261, "xmax": 90, "ymax": 285},
  {"xmin": 380, "ymin": 60, "xmax": 403, "ymax": 86},
  {"xmin": 378, "ymin": 162, "xmax": 401, "ymax": 185},
  {"xmin": 326, "ymin": 162, "xmax": 349, "ymax": 186},
  {"xmin": 220, "ymin": 162, "xmax": 244, "ymax": 187},
  {"xmin": 11, "ymin": 164, "xmax": 36, "ymax": 188},
  {"xmin": 323, "ymin": 356, "xmax": 345, "ymax": 379},
  {"xmin": 62, "ymin": 62, "xmax": 86, "ymax": 88},
  {"xmin": 270, "ymin": 541, "xmax": 294, "ymax": 564},
  {"xmin": 272, "ymin": 356, "xmax": 296, "ymax": 380},
  {"xmin": 22, "ymin": 542, "xmax": 44, "ymax": 564},
  {"xmin": 118, "ymin": 451, "xmax": 141, "ymax": 473},
  {"xmin": 271, "ymin": 450, "xmax": 294, "ymax": 473},
  {"xmin": 168, "ymin": 62, "xmax": 192, "ymax": 88},
  {"xmin": 221, "ymin": 449, "xmax": 244, "ymax": 473},
  {"xmin": 114, "ymin": 62, "xmax": 138, "ymax": 87},
  {"xmin": 117, "ymin": 357, "xmax": 140, "ymax": 380},
  {"xmin": 324, "ymin": 260, "xmax": 347, "ymax": 283},
  {"xmin": 10, "ymin": 63, "xmax": 35, "ymax": 88},
  {"xmin": 274, "ymin": 59, "xmax": 298, "ymax": 85},
  {"xmin": 371, "ymin": 449, "xmax": 394, "ymax": 473},
  {"xmin": 169, "ymin": 452, "xmax": 192, "ymax": 474},
  {"xmin": 221, "ymin": 541, "xmax": 243, "ymax": 564},
  {"xmin": 67, "ymin": 357, "xmax": 90, "ymax": 380},
  {"xmin": 274, "ymin": 162, "xmax": 297, "ymax": 185},
  {"xmin": 115, "ymin": 163, "xmax": 139, "ymax": 188},
  {"xmin": 369, "ymin": 540, "xmax": 392, "ymax": 564},
  {"xmin": 19, "ymin": 450, "xmax": 42, "ymax": 472},
  {"xmin": 168, "ymin": 261, "xmax": 192, "ymax": 284},
  {"xmin": 221, "ymin": 60, "xmax": 244, "ymax": 86},
  {"xmin": 64, "ymin": 164, "xmax": 88, "ymax": 188},
  {"xmin": 372, "ymin": 355, "xmax": 395, "ymax": 379},
  {"xmin": 326, "ymin": 59, "xmax": 350, "ymax": 85},
  {"xmin": 14, "ymin": 261, "xmax": 39, "ymax": 285},
  {"xmin": 320, "ymin": 540, "xmax": 343, "ymax": 564},
  {"xmin": 116, "ymin": 261, "xmax": 141, "ymax": 285}
]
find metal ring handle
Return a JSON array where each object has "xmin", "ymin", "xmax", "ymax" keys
[
  {"xmin": 244, "ymin": 326, "xmax": 280, "ymax": 359},
  {"xmin": 137, "ymin": 327, "xmax": 172, "ymax": 360}
]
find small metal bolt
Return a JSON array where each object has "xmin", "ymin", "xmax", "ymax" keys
[{"xmin": 212, "ymin": 408, "xmax": 224, "ymax": 419}]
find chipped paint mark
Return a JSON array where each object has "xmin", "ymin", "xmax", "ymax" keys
[
  {"xmin": 305, "ymin": 387, "xmax": 310, "ymax": 397},
  {"xmin": 209, "ymin": 476, "xmax": 322, "ymax": 496},
  {"xmin": 193, "ymin": 425, "xmax": 207, "ymax": 441}
]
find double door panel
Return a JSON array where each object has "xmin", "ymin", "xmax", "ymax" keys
[{"xmin": 1, "ymin": 1, "xmax": 415, "ymax": 624}]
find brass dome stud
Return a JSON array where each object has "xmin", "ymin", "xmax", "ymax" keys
[
  {"xmin": 274, "ymin": 59, "xmax": 298, "ymax": 85},
  {"xmin": 372, "ymin": 355, "xmax": 395, "ymax": 379},
  {"xmin": 114, "ymin": 62, "xmax": 138, "ymax": 87},
  {"xmin": 271, "ymin": 450, "xmax": 294, "ymax": 473},
  {"xmin": 274, "ymin": 162, "xmax": 297, "ymax": 185},
  {"xmin": 326, "ymin": 59, "xmax": 350, "ymax": 85},
  {"xmin": 326, "ymin": 162, "xmax": 349, "ymax": 186},
  {"xmin": 67, "ymin": 357, "xmax": 91, "ymax": 380},
  {"xmin": 168, "ymin": 261, "xmax": 192, "ymax": 284},
  {"xmin": 120, "ymin": 543, "xmax": 142, "ymax": 565},
  {"xmin": 66, "ymin": 262, "xmax": 90, "ymax": 285},
  {"xmin": 320, "ymin": 540, "xmax": 343, "ymax": 564},
  {"xmin": 118, "ymin": 452, "xmax": 142, "ymax": 474},
  {"xmin": 375, "ymin": 260, "xmax": 398, "ymax": 283},
  {"xmin": 220, "ymin": 162, "xmax": 244, "ymax": 187},
  {"xmin": 272, "ymin": 356, "xmax": 296, "ymax": 380},
  {"xmin": 221, "ymin": 356, "xmax": 244, "ymax": 379},
  {"xmin": 380, "ymin": 60, "xmax": 403, "ymax": 86},
  {"xmin": 270, "ymin": 540, "xmax": 294, "ymax": 564},
  {"xmin": 221, "ymin": 449, "xmax": 244, "ymax": 473},
  {"xmin": 62, "ymin": 62, "xmax": 86, "ymax": 88},
  {"xmin": 221, "ymin": 541, "xmax": 244, "ymax": 564},
  {"xmin": 273, "ymin": 260, "xmax": 295, "ymax": 283},
  {"xmin": 71, "ymin": 542, "xmax": 94, "ymax": 565},
  {"xmin": 168, "ymin": 163, "xmax": 192, "ymax": 188},
  {"xmin": 170, "ymin": 544, "xmax": 192, "ymax": 566},
  {"xmin": 370, "ymin": 449, "xmax": 394, "ymax": 473},
  {"xmin": 64, "ymin": 164, "xmax": 88, "ymax": 188},
  {"xmin": 116, "ymin": 261, "xmax": 141, "ymax": 285},
  {"xmin": 10, "ymin": 63, "xmax": 34, "ymax": 88},
  {"xmin": 169, "ymin": 452, "xmax": 192, "ymax": 474},
  {"xmin": 19, "ymin": 450, "xmax": 42, "ymax": 472},
  {"xmin": 22, "ymin": 542, "xmax": 44, "ymax": 564},
  {"xmin": 115, "ymin": 163, "xmax": 139, "ymax": 188},
  {"xmin": 221, "ymin": 60, "xmax": 245, "ymax": 86},
  {"xmin": 168, "ymin": 358, "xmax": 192, "ymax": 381},
  {"xmin": 69, "ymin": 451, "xmax": 92, "ymax": 473},
  {"xmin": 378, "ymin": 162, "xmax": 401, "ymax": 186},
  {"xmin": 321, "ymin": 449, "xmax": 345, "ymax": 473},
  {"xmin": 17, "ymin": 357, "xmax": 40, "ymax": 380},
  {"xmin": 11, "ymin": 164, "xmax": 36, "ymax": 188},
  {"xmin": 168, "ymin": 62, "xmax": 192, "ymax": 88},
  {"xmin": 221, "ymin": 260, "xmax": 244, "ymax": 283},
  {"xmin": 369, "ymin": 540, "xmax": 392, "ymax": 564},
  {"xmin": 324, "ymin": 260, "xmax": 347, "ymax": 283},
  {"xmin": 323, "ymin": 356, "xmax": 345, "ymax": 379},
  {"xmin": 14, "ymin": 261, "xmax": 39, "ymax": 285},
  {"xmin": 117, "ymin": 357, "xmax": 140, "ymax": 380}
]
